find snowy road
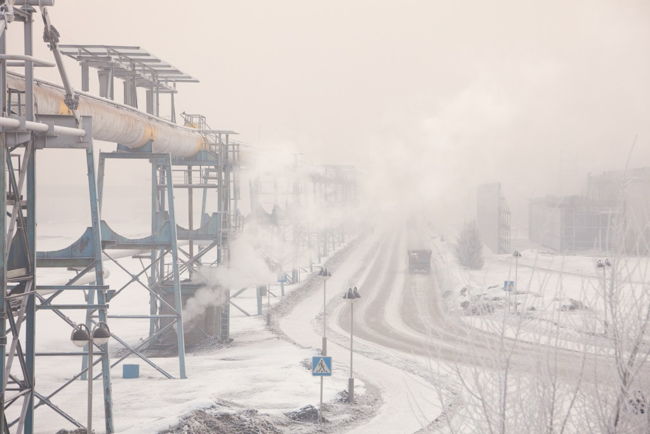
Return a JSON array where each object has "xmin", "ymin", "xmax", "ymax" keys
[
  {"xmin": 334, "ymin": 228, "xmax": 646, "ymax": 379},
  {"xmin": 278, "ymin": 232, "xmax": 442, "ymax": 434},
  {"xmin": 279, "ymin": 227, "xmax": 584, "ymax": 433},
  {"xmin": 279, "ymin": 224, "xmax": 650, "ymax": 433}
]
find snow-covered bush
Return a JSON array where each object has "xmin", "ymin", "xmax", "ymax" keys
[{"xmin": 455, "ymin": 221, "xmax": 484, "ymax": 269}]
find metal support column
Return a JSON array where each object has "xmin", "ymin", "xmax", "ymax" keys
[
  {"xmin": 83, "ymin": 117, "xmax": 114, "ymax": 432},
  {"xmin": 81, "ymin": 62, "xmax": 89, "ymax": 92},
  {"xmin": 23, "ymin": 9, "xmax": 36, "ymax": 432},
  {"xmin": 164, "ymin": 155, "xmax": 187, "ymax": 379},
  {"xmin": 0, "ymin": 19, "xmax": 8, "ymax": 434}
]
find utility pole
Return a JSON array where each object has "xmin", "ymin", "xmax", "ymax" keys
[
  {"xmin": 72, "ymin": 322, "xmax": 111, "ymax": 434},
  {"xmin": 311, "ymin": 354, "xmax": 332, "ymax": 424},
  {"xmin": 318, "ymin": 266, "xmax": 331, "ymax": 418},
  {"xmin": 512, "ymin": 250, "xmax": 521, "ymax": 313},
  {"xmin": 266, "ymin": 285, "xmax": 271, "ymax": 326},
  {"xmin": 319, "ymin": 267, "xmax": 331, "ymax": 355},
  {"xmin": 342, "ymin": 286, "xmax": 360, "ymax": 402}
]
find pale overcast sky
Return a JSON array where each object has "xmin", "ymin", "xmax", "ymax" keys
[{"xmin": 7, "ymin": 0, "xmax": 650, "ymax": 230}]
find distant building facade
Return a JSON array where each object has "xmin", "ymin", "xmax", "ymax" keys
[
  {"xmin": 476, "ymin": 183, "xmax": 511, "ymax": 253},
  {"xmin": 528, "ymin": 196, "xmax": 614, "ymax": 252},
  {"xmin": 528, "ymin": 167, "xmax": 650, "ymax": 253},
  {"xmin": 587, "ymin": 168, "xmax": 650, "ymax": 253}
]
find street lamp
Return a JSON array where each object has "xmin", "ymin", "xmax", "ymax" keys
[
  {"xmin": 266, "ymin": 284, "xmax": 271, "ymax": 326},
  {"xmin": 512, "ymin": 250, "xmax": 522, "ymax": 313},
  {"xmin": 596, "ymin": 258, "xmax": 611, "ymax": 335},
  {"xmin": 512, "ymin": 250, "xmax": 522, "ymax": 290},
  {"xmin": 342, "ymin": 286, "xmax": 360, "ymax": 402},
  {"xmin": 319, "ymin": 267, "xmax": 331, "ymax": 356},
  {"xmin": 71, "ymin": 322, "xmax": 111, "ymax": 434}
]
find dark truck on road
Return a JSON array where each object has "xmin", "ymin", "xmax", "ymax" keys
[{"xmin": 408, "ymin": 249, "xmax": 432, "ymax": 274}]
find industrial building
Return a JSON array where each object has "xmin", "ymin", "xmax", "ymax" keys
[
  {"xmin": 587, "ymin": 168, "xmax": 650, "ymax": 253},
  {"xmin": 528, "ymin": 196, "xmax": 615, "ymax": 252},
  {"xmin": 476, "ymin": 183, "xmax": 511, "ymax": 254},
  {"xmin": 528, "ymin": 167, "xmax": 650, "ymax": 253}
]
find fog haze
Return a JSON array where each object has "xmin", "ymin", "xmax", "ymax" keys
[{"xmin": 12, "ymin": 0, "xmax": 650, "ymax": 231}]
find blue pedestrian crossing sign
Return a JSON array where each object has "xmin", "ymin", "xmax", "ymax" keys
[{"xmin": 311, "ymin": 356, "xmax": 332, "ymax": 376}]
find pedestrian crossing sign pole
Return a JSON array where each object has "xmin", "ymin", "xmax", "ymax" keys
[{"xmin": 312, "ymin": 356, "xmax": 332, "ymax": 423}]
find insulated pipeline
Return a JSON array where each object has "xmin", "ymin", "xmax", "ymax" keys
[
  {"xmin": 6, "ymin": 72, "xmax": 206, "ymax": 157},
  {"xmin": 0, "ymin": 115, "xmax": 85, "ymax": 136}
]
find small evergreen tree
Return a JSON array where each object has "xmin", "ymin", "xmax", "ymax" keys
[{"xmin": 456, "ymin": 221, "xmax": 484, "ymax": 269}]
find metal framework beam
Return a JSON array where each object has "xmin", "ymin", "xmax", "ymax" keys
[{"xmin": 97, "ymin": 152, "xmax": 187, "ymax": 379}]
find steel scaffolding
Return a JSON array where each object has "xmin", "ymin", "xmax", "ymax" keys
[
  {"xmin": 0, "ymin": 3, "xmax": 241, "ymax": 432},
  {"xmin": 0, "ymin": 3, "xmax": 114, "ymax": 432}
]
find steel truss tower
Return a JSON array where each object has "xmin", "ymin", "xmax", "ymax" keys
[
  {"xmin": 96, "ymin": 151, "xmax": 188, "ymax": 379},
  {"xmin": 94, "ymin": 117, "xmax": 240, "ymax": 371},
  {"xmin": 249, "ymin": 163, "xmax": 357, "ymax": 269},
  {"xmin": 310, "ymin": 165, "xmax": 358, "ymax": 258},
  {"xmin": 0, "ymin": 4, "xmax": 114, "ymax": 433},
  {"xmin": 175, "ymin": 114, "xmax": 240, "ymax": 345}
]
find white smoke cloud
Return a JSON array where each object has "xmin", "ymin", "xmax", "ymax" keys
[
  {"xmin": 183, "ymin": 146, "xmax": 360, "ymax": 322},
  {"xmin": 183, "ymin": 233, "xmax": 276, "ymax": 322}
]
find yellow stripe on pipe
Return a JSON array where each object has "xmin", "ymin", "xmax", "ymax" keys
[
  {"xmin": 134, "ymin": 123, "xmax": 156, "ymax": 148},
  {"xmin": 197, "ymin": 136, "xmax": 206, "ymax": 153},
  {"xmin": 58, "ymin": 99, "xmax": 73, "ymax": 116}
]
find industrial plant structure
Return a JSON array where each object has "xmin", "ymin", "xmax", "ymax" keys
[
  {"xmin": 528, "ymin": 195, "xmax": 614, "ymax": 252},
  {"xmin": 528, "ymin": 168, "xmax": 650, "ymax": 253},
  {"xmin": 249, "ymin": 162, "xmax": 358, "ymax": 271},
  {"xmin": 0, "ymin": 2, "xmax": 240, "ymax": 432},
  {"xmin": 587, "ymin": 167, "xmax": 650, "ymax": 253}
]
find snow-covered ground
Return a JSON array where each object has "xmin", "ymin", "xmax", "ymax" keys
[
  {"xmin": 431, "ymin": 238, "xmax": 650, "ymax": 351},
  {"xmin": 23, "ymin": 216, "xmax": 650, "ymax": 433},
  {"xmin": 19, "ymin": 224, "xmax": 360, "ymax": 433}
]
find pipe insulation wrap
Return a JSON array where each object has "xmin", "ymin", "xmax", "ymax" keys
[
  {"xmin": 0, "ymin": 116, "xmax": 85, "ymax": 136},
  {"xmin": 7, "ymin": 73, "xmax": 206, "ymax": 157}
]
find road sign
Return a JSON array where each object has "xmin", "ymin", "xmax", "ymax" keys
[{"xmin": 312, "ymin": 356, "xmax": 332, "ymax": 376}]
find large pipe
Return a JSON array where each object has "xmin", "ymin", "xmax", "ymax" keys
[
  {"xmin": 0, "ymin": 115, "xmax": 84, "ymax": 136},
  {"xmin": 6, "ymin": 72, "xmax": 206, "ymax": 157}
]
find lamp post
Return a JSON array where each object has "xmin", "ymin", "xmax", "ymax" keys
[
  {"xmin": 596, "ymin": 258, "xmax": 611, "ymax": 335},
  {"xmin": 266, "ymin": 284, "xmax": 271, "ymax": 326},
  {"xmin": 512, "ymin": 250, "xmax": 522, "ymax": 313},
  {"xmin": 342, "ymin": 286, "xmax": 360, "ymax": 402},
  {"xmin": 319, "ymin": 267, "xmax": 331, "ymax": 356},
  {"xmin": 71, "ymin": 322, "xmax": 111, "ymax": 434}
]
